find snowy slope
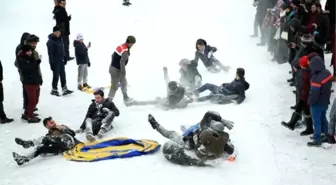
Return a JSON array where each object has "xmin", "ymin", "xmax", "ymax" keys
[{"xmin": 0, "ymin": 0, "xmax": 335, "ymax": 185}]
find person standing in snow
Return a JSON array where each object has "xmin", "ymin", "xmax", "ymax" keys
[
  {"xmin": 307, "ymin": 56, "xmax": 333, "ymax": 147},
  {"xmin": 74, "ymin": 33, "xmax": 91, "ymax": 90},
  {"xmin": 76, "ymin": 90, "xmax": 120, "ymax": 141},
  {"xmin": 53, "ymin": 0, "xmax": 74, "ymax": 61},
  {"xmin": 178, "ymin": 58, "xmax": 202, "ymax": 91},
  {"xmin": 108, "ymin": 35, "xmax": 136, "ymax": 104},
  {"xmin": 192, "ymin": 39, "xmax": 229, "ymax": 73},
  {"xmin": 17, "ymin": 45, "xmax": 42, "ymax": 123},
  {"xmin": 327, "ymin": 98, "xmax": 336, "ymax": 144},
  {"xmin": 15, "ymin": 32, "xmax": 30, "ymax": 110},
  {"xmin": 13, "ymin": 117, "xmax": 81, "ymax": 166},
  {"xmin": 47, "ymin": 26, "xmax": 73, "ymax": 96},
  {"xmin": 189, "ymin": 68, "xmax": 250, "ymax": 104},
  {"xmin": 0, "ymin": 60, "xmax": 14, "ymax": 124},
  {"xmin": 147, "ymin": 111, "xmax": 236, "ymax": 166}
]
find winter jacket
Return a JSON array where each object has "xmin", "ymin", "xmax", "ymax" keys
[
  {"xmin": 314, "ymin": 12, "xmax": 330, "ymax": 46},
  {"xmin": 192, "ymin": 44, "xmax": 217, "ymax": 68},
  {"xmin": 292, "ymin": 42, "xmax": 324, "ymax": 68},
  {"xmin": 179, "ymin": 62, "xmax": 202, "ymax": 90},
  {"xmin": 17, "ymin": 53, "xmax": 42, "ymax": 85},
  {"xmin": 46, "ymin": 125, "xmax": 81, "ymax": 151},
  {"xmin": 167, "ymin": 84, "xmax": 188, "ymax": 109},
  {"xmin": 52, "ymin": 6, "xmax": 71, "ymax": 35},
  {"xmin": 308, "ymin": 56, "xmax": 333, "ymax": 106},
  {"xmin": 325, "ymin": 0, "xmax": 335, "ymax": 25},
  {"xmin": 14, "ymin": 32, "xmax": 30, "ymax": 68},
  {"xmin": 111, "ymin": 43, "xmax": 130, "ymax": 70},
  {"xmin": 73, "ymin": 40, "xmax": 90, "ymax": 65},
  {"xmin": 46, "ymin": 34, "xmax": 65, "ymax": 67},
  {"xmin": 299, "ymin": 68, "xmax": 311, "ymax": 102},
  {"xmin": 220, "ymin": 78, "xmax": 250, "ymax": 104}
]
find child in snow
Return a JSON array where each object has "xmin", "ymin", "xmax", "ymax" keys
[
  {"xmin": 76, "ymin": 90, "xmax": 120, "ymax": 142},
  {"xmin": 125, "ymin": 67, "xmax": 192, "ymax": 110},
  {"xmin": 327, "ymin": 98, "xmax": 336, "ymax": 144},
  {"xmin": 192, "ymin": 39, "xmax": 230, "ymax": 73},
  {"xmin": 189, "ymin": 68, "xmax": 250, "ymax": 104},
  {"xmin": 13, "ymin": 117, "xmax": 81, "ymax": 166},
  {"xmin": 147, "ymin": 111, "xmax": 236, "ymax": 166},
  {"xmin": 179, "ymin": 58, "xmax": 202, "ymax": 91},
  {"xmin": 74, "ymin": 33, "xmax": 91, "ymax": 90}
]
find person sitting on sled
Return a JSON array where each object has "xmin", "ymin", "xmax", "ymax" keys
[
  {"xmin": 12, "ymin": 117, "xmax": 81, "ymax": 166},
  {"xmin": 191, "ymin": 38, "xmax": 230, "ymax": 73},
  {"xmin": 76, "ymin": 89, "xmax": 120, "ymax": 141},
  {"xmin": 148, "ymin": 111, "xmax": 237, "ymax": 166},
  {"xmin": 179, "ymin": 58, "xmax": 202, "ymax": 91},
  {"xmin": 125, "ymin": 67, "xmax": 192, "ymax": 110},
  {"xmin": 189, "ymin": 68, "xmax": 249, "ymax": 104}
]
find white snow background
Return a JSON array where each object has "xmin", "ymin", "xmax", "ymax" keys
[{"xmin": 0, "ymin": 0, "xmax": 335, "ymax": 185}]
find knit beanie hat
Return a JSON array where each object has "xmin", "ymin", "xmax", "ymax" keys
[
  {"xmin": 53, "ymin": 26, "xmax": 61, "ymax": 32},
  {"xmin": 301, "ymin": 34, "xmax": 314, "ymax": 45},
  {"xmin": 199, "ymin": 130, "xmax": 227, "ymax": 158},
  {"xmin": 76, "ymin": 33, "xmax": 84, "ymax": 40},
  {"xmin": 236, "ymin": 68, "xmax": 245, "ymax": 78},
  {"xmin": 21, "ymin": 45, "xmax": 33, "ymax": 52},
  {"xmin": 126, "ymin": 35, "xmax": 136, "ymax": 44},
  {"xmin": 299, "ymin": 56, "xmax": 309, "ymax": 68}
]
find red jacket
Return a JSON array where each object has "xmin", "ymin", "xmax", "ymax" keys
[{"xmin": 299, "ymin": 69, "xmax": 311, "ymax": 102}]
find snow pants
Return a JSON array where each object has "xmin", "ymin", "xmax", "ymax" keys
[
  {"xmin": 311, "ymin": 105, "xmax": 329, "ymax": 142},
  {"xmin": 23, "ymin": 85, "xmax": 40, "ymax": 119},
  {"xmin": 108, "ymin": 66, "xmax": 128, "ymax": 100}
]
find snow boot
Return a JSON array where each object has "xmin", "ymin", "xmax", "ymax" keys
[
  {"xmin": 50, "ymin": 89, "xmax": 60, "ymax": 96},
  {"xmin": 327, "ymin": 134, "xmax": 336, "ymax": 144},
  {"xmin": 27, "ymin": 117, "xmax": 41, "ymax": 123},
  {"xmin": 281, "ymin": 112, "xmax": 301, "ymax": 130},
  {"xmin": 287, "ymin": 77, "xmax": 294, "ymax": 83},
  {"xmin": 0, "ymin": 117, "xmax": 14, "ymax": 124},
  {"xmin": 148, "ymin": 114, "xmax": 159, "ymax": 129},
  {"xmin": 122, "ymin": 0, "xmax": 131, "ymax": 6},
  {"xmin": 300, "ymin": 116, "xmax": 314, "ymax": 136},
  {"xmin": 289, "ymin": 81, "xmax": 295, "ymax": 86},
  {"xmin": 86, "ymin": 132, "xmax": 95, "ymax": 142},
  {"xmin": 307, "ymin": 140, "xmax": 321, "ymax": 147},
  {"xmin": 78, "ymin": 85, "xmax": 83, "ymax": 91},
  {"xmin": 290, "ymin": 102, "xmax": 298, "ymax": 110},
  {"xmin": 15, "ymin": 138, "xmax": 34, "ymax": 148},
  {"xmin": 62, "ymin": 86, "xmax": 74, "ymax": 96},
  {"xmin": 13, "ymin": 152, "xmax": 33, "ymax": 166},
  {"xmin": 97, "ymin": 126, "xmax": 112, "ymax": 139},
  {"xmin": 83, "ymin": 83, "xmax": 91, "ymax": 89}
]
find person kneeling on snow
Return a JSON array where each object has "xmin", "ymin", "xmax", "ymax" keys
[
  {"xmin": 192, "ymin": 39, "xmax": 230, "ymax": 73},
  {"xmin": 125, "ymin": 67, "xmax": 192, "ymax": 110},
  {"xmin": 12, "ymin": 117, "xmax": 81, "ymax": 166},
  {"xmin": 179, "ymin": 58, "xmax": 202, "ymax": 91},
  {"xmin": 147, "ymin": 111, "xmax": 236, "ymax": 166},
  {"xmin": 189, "ymin": 68, "xmax": 249, "ymax": 104},
  {"xmin": 77, "ymin": 90, "xmax": 120, "ymax": 141}
]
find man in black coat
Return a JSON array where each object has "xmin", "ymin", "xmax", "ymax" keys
[
  {"xmin": 53, "ymin": 0, "xmax": 74, "ymax": 61},
  {"xmin": 0, "ymin": 60, "xmax": 14, "ymax": 124}
]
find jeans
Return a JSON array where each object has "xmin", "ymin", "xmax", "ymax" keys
[
  {"xmin": 311, "ymin": 105, "xmax": 329, "ymax": 142},
  {"xmin": 196, "ymin": 83, "xmax": 220, "ymax": 94}
]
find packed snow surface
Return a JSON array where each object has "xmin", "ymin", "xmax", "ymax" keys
[{"xmin": 0, "ymin": 0, "xmax": 335, "ymax": 185}]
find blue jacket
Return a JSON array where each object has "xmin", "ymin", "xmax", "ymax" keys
[
  {"xmin": 46, "ymin": 34, "xmax": 65, "ymax": 66},
  {"xmin": 308, "ymin": 56, "xmax": 332, "ymax": 106},
  {"xmin": 74, "ymin": 40, "xmax": 90, "ymax": 65}
]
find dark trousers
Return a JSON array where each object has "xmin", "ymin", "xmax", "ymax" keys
[
  {"xmin": 23, "ymin": 85, "xmax": 40, "ymax": 119},
  {"xmin": 295, "ymin": 100, "xmax": 310, "ymax": 115},
  {"xmin": 197, "ymin": 83, "xmax": 220, "ymax": 94},
  {"xmin": 52, "ymin": 63, "xmax": 67, "ymax": 90},
  {"xmin": 0, "ymin": 83, "xmax": 6, "ymax": 119},
  {"xmin": 62, "ymin": 35, "xmax": 70, "ymax": 58}
]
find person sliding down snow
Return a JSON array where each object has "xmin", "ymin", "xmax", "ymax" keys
[
  {"xmin": 192, "ymin": 39, "xmax": 230, "ymax": 73},
  {"xmin": 189, "ymin": 68, "xmax": 250, "ymax": 104},
  {"xmin": 178, "ymin": 58, "xmax": 202, "ymax": 91},
  {"xmin": 148, "ymin": 111, "xmax": 236, "ymax": 166},
  {"xmin": 13, "ymin": 117, "xmax": 81, "ymax": 166},
  {"xmin": 76, "ymin": 90, "xmax": 120, "ymax": 142},
  {"xmin": 125, "ymin": 67, "xmax": 192, "ymax": 110}
]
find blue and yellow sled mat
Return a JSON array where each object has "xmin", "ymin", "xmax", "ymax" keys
[
  {"xmin": 82, "ymin": 83, "xmax": 126, "ymax": 94},
  {"xmin": 63, "ymin": 137, "xmax": 161, "ymax": 162}
]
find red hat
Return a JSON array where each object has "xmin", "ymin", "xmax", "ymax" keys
[{"xmin": 299, "ymin": 56, "xmax": 309, "ymax": 68}]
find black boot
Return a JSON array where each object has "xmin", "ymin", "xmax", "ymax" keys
[
  {"xmin": 281, "ymin": 112, "xmax": 301, "ymax": 130},
  {"xmin": 290, "ymin": 102, "xmax": 298, "ymax": 110},
  {"xmin": 148, "ymin": 114, "xmax": 159, "ymax": 129},
  {"xmin": 15, "ymin": 138, "xmax": 35, "ymax": 148},
  {"xmin": 307, "ymin": 140, "xmax": 321, "ymax": 147},
  {"xmin": 12, "ymin": 152, "xmax": 34, "ymax": 166},
  {"xmin": 287, "ymin": 77, "xmax": 294, "ymax": 83},
  {"xmin": 300, "ymin": 116, "xmax": 314, "ymax": 136}
]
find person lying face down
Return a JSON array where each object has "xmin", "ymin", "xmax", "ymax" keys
[
  {"xmin": 12, "ymin": 117, "xmax": 81, "ymax": 166},
  {"xmin": 147, "ymin": 111, "xmax": 236, "ymax": 166},
  {"xmin": 188, "ymin": 68, "xmax": 250, "ymax": 104},
  {"xmin": 179, "ymin": 58, "xmax": 202, "ymax": 91},
  {"xmin": 77, "ymin": 90, "xmax": 120, "ymax": 142}
]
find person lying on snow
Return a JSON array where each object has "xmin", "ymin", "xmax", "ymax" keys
[
  {"xmin": 76, "ymin": 90, "xmax": 120, "ymax": 142},
  {"xmin": 178, "ymin": 58, "xmax": 202, "ymax": 91},
  {"xmin": 147, "ymin": 111, "xmax": 236, "ymax": 166},
  {"xmin": 12, "ymin": 117, "xmax": 81, "ymax": 166},
  {"xmin": 192, "ymin": 39, "xmax": 230, "ymax": 73},
  {"xmin": 125, "ymin": 67, "xmax": 192, "ymax": 109},
  {"xmin": 281, "ymin": 54, "xmax": 317, "ymax": 136},
  {"xmin": 188, "ymin": 68, "xmax": 249, "ymax": 104}
]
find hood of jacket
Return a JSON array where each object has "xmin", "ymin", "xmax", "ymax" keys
[
  {"xmin": 20, "ymin": 32, "xmax": 30, "ymax": 45},
  {"xmin": 309, "ymin": 56, "xmax": 325, "ymax": 73}
]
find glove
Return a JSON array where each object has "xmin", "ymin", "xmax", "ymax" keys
[
  {"xmin": 207, "ymin": 51, "xmax": 213, "ymax": 58},
  {"xmin": 88, "ymin": 62, "xmax": 91, "ymax": 67},
  {"xmin": 221, "ymin": 119, "xmax": 234, "ymax": 130}
]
